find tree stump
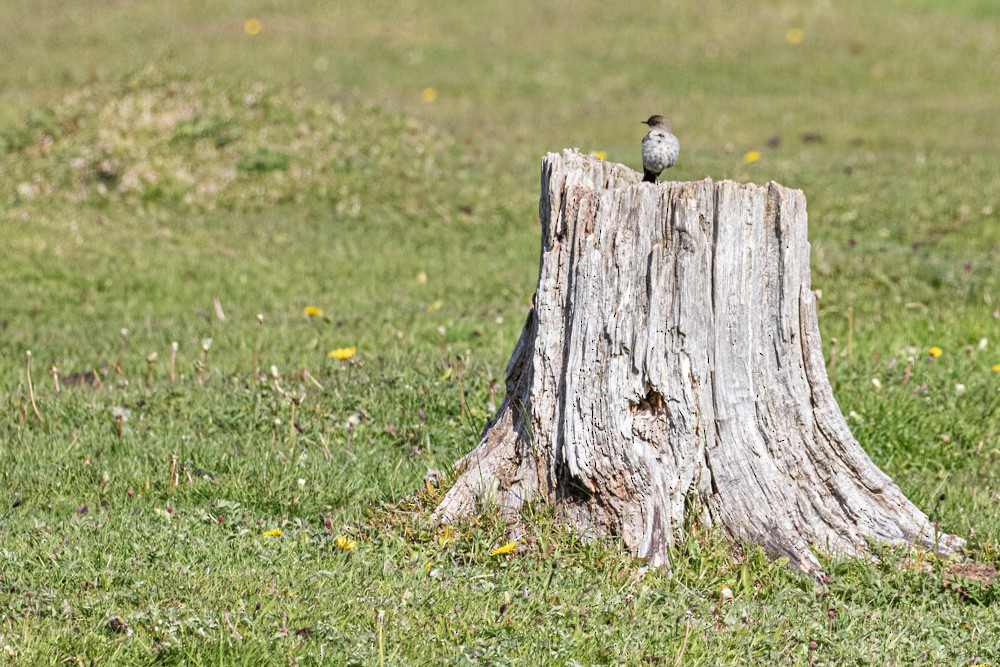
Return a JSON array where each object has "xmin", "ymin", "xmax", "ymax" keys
[{"xmin": 435, "ymin": 149, "xmax": 961, "ymax": 577}]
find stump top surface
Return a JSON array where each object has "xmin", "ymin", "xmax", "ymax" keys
[{"xmin": 548, "ymin": 148, "xmax": 801, "ymax": 198}]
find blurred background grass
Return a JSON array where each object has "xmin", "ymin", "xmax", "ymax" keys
[{"xmin": 3, "ymin": 0, "xmax": 998, "ymax": 340}]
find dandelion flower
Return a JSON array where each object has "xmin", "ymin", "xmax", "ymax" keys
[
  {"xmin": 262, "ymin": 528, "xmax": 282, "ymax": 538},
  {"xmin": 929, "ymin": 346, "xmax": 943, "ymax": 358},
  {"xmin": 786, "ymin": 27, "xmax": 804, "ymax": 45},
  {"xmin": 111, "ymin": 406, "xmax": 132, "ymax": 421},
  {"xmin": 437, "ymin": 525, "xmax": 456, "ymax": 547},
  {"xmin": 490, "ymin": 540, "xmax": 518, "ymax": 556},
  {"xmin": 422, "ymin": 87, "xmax": 437, "ymax": 103},
  {"xmin": 244, "ymin": 18, "xmax": 262, "ymax": 36},
  {"xmin": 303, "ymin": 306, "xmax": 323, "ymax": 317},
  {"xmin": 592, "ymin": 150, "xmax": 608, "ymax": 161},
  {"xmin": 743, "ymin": 150, "xmax": 762, "ymax": 164},
  {"xmin": 328, "ymin": 347, "xmax": 357, "ymax": 360},
  {"xmin": 992, "ymin": 364, "xmax": 1000, "ymax": 373},
  {"xmin": 335, "ymin": 535, "xmax": 356, "ymax": 551}
]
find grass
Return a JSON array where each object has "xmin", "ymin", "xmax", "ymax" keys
[{"xmin": 1, "ymin": 0, "xmax": 999, "ymax": 664}]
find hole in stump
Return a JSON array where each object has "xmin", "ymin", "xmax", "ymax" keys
[{"xmin": 633, "ymin": 387, "xmax": 664, "ymax": 414}]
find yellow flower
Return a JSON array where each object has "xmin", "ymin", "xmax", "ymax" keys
[
  {"xmin": 335, "ymin": 535, "xmax": 356, "ymax": 551},
  {"xmin": 592, "ymin": 151, "xmax": 608, "ymax": 160},
  {"xmin": 328, "ymin": 347, "xmax": 357, "ymax": 360},
  {"xmin": 262, "ymin": 528, "xmax": 282, "ymax": 538},
  {"xmin": 929, "ymin": 346, "xmax": 943, "ymax": 358},
  {"xmin": 436, "ymin": 525, "xmax": 456, "ymax": 547},
  {"xmin": 786, "ymin": 28, "xmax": 804, "ymax": 45},
  {"xmin": 744, "ymin": 150, "xmax": 762, "ymax": 163},
  {"xmin": 422, "ymin": 87, "xmax": 437, "ymax": 103},
  {"xmin": 490, "ymin": 540, "xmax": 518, "ymax": 556},
  {"xmin": 303, "ymin": 306, "xmax": 323, "ymax": 317},
  {"xmin": 244, "ymin": 18, "xmax": 262, "ymax": 36},
  {"xmin": 991, "ymin": 363, "xmax": 1000, "ymax": 372}
]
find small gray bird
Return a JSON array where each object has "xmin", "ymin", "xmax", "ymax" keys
[{"xmin": 641, "ymin": 115, "xmax": 680, "ymax": 183}]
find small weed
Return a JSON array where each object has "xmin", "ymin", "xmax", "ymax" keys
[{"xmin": 237, "ymin": 147, "xmax": 291, "ymax": 172}]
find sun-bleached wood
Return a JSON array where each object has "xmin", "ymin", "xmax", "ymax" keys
[{"xmin": 434, "ymin": 149, "xmax": 961, "ymax": 577}]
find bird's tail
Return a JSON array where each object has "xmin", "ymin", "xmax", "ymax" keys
[{"xmin": 642, "ymin": 170, "xmax": 658, "ymax": 183}]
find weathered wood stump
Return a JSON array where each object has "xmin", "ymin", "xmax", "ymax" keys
[{"xmin": 435, "ymin": 149, "xmax": 961, "ymax": 577}]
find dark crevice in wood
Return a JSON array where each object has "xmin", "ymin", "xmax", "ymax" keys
[{"xmin": 633, "ymin": 387, "xmax": 665, "ymax": 415}]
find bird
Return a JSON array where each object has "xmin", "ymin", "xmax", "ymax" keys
[{"xmin": 641, "ymin": 115, "xmax": 680, "ymax": 183}]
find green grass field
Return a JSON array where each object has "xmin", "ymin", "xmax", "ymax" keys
[{"xmin": 1, "ymin": 1, "xmax": 999, "ymax": 664}]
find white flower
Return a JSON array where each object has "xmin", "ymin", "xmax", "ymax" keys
[
  {"xmin": 955, "ymin": 384, "xmax": 966, "ymax": 394},
  {"xmin": 201, "ymin": 338, "xmax": 213, "ymax": 352},
  {"xmin": 978, "ymin": 338, "xmax": 988, "ymax": 351},
  {"xmin": 297, "ymin": 478, "xmax": 306, "ymax": 488},
  {"xmin": 17, "ymin": 182, "xmax": 35, "ymax": 199},
  {"xmin": 871, "ymin": 378, "xmax": 882, "ymax": 391}
]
